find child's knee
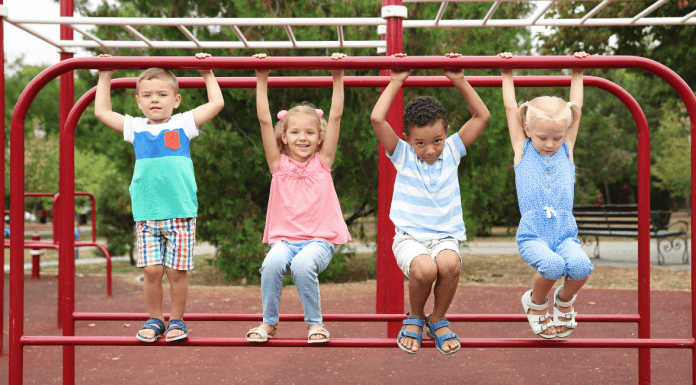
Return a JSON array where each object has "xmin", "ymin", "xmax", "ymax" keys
[
  {"xmin": 261, "ymin": 257, "xmax": 289, "ymax": 276},
  {"xmin": 410, "ymin": 259, "xmax": 438, "ymax": 284},
  {"xmin": 290, "ymin": 258, "xmax": 317, "ymax": 279},
  {"xmin": 566, "ymin": 258, "xmax": 594, "ymax": 280},
  {"xmin": 166, "ymin": 268, "xmax": 187, "ymax": 284},
  {"xmin": 536, "ymin": 256, "xmax": 565, "ymax": 280},
  {"xmin": 143, "ymin": 265, "xmax": 164, "ymax": 283},
  {"xmin": 435, "ymin": 253, "xmax": 461, "ymax": 279}
]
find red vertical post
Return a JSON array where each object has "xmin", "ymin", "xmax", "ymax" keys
[
  {"xmin": 636, "ymin": 99, "xmax": 652, "ymax": 385},
  {"xmin": 59, "ymin": 1, "xmax": 76, "ymax": 383},
  {"xmin": 31, "ymin": 233, "xmax": 41, "ymax": 279},
  {"xmin": 376, "ymin": 0, "xmax": 406, "ymax": 338},
  {"xmin": 0, "ymin": 0, "xmax": 6, "ymax": 358}
]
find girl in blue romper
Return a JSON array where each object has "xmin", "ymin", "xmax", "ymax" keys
[{"xmin": 499, "ymin": 51, "xmax": 594, "ymax": 339}]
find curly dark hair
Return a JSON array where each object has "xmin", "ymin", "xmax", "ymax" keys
[{"xmin": 402, "ymin": 96, "xmax": 448, "ymax": 136}]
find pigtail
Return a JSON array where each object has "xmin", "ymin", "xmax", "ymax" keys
[{"xmin": 518, "ymin": 102, "xmax": 529, "ymax": 128}]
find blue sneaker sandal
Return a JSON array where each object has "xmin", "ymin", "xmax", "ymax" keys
[
  {"xmin": 426, "ymin": 316, "xmax": 461, "ymax": 355},
  {"xmin": 397, "ymin": 314, "xmax": 426, "ymax": 354},
  {"xmin": 136, "ymin": 318, "xmax": 165, "ymax": 343},
  {"xmin": 165, "ymin": 319, "xmax": 189, "ymax": 342}
]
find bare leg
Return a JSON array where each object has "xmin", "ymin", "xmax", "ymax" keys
[
  {"xmin": 528, "ymin": 272, "xmax": 557, "ymax": 337},
  {"xmin": 430, "ymin": 250, "xmax": 461, "ymax": 353},
  {"xmin": 554, "ymin": 277, "xmax": 588, "ymax": 334},
  {"xmin": 400, "ymin": 255, "xmax": 437, "ymax": 353},
  {"xmin": 165, "ymin": 267, "xmax": 188, "ymax": 339},
  {"xmin": 138, "ymin": 265, "xmax": 165, "ymax": 339}
]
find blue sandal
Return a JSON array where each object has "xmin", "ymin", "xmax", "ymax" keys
[
  {"xmin": 136, "ymin": 318, "xmax": 165, "ymax": 343},
  {"xmin": 397, "ymin": 314, "xmax": 426, "ymax": 354},
  {"xmin": 426, "ymin": 316, "xmax": 460, "ymax": 355},
  {"xmin": 165, "ymin": 319, "xmax": 189, "ymax": 342}
]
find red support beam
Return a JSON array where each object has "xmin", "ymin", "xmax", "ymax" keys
[
  {"xmin": 378, "ymin": 0, "xmax": 406, "ymax": 338},
  {"xmin": 59, "ymin": 1, "xmax": 76, "ymax": 383},
  {"xmin": 19, "ymin": 336, "xmax": 696, "ymax": 349},
  {"xmin": 0, "ymin": 0, "xmax": 5, "ymax": 359},
  {"xmin": 71, "ymin": 311, "xmax": 641, "ymax": 323}
]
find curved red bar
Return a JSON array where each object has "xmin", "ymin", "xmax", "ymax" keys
[{"xmin": 9, "ymin": 57, "xmax": 695, "ymax": 385}]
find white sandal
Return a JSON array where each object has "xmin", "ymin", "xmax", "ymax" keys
[
  {"xmin": 553, "ymin": 286, "xmax": 578, "ymax": 338},
  {"xmin": 307, "ymin": 324, "xmax": 330, "ymax": 344},
  {"xmin": 245, "ymin": 325, "xmax": 277, "ymax": 342},
  {"xmin": 521, "ymin": 289, "xmax": 556, "ymax": 339}
]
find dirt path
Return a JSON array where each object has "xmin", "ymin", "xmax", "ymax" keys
[{"xmin": 1, "ymin": 274, "xmax": 692, "ymax": 384}]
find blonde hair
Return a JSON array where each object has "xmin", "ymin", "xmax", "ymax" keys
[
  {"xmin": 273, "ymin": 103, "xmax": 327, "ymax": 155},
  {"xmin": 519, "ymin": 96, "xmax": 580, "ymax": 132},
  {"xmin": 136, "ymin": 68, "xmax": 179, "ymax": 94}
]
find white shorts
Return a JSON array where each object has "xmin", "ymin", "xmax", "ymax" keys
[{"xmin": 392, "ymin": 230, "xmax": 461, "ymax": 278}]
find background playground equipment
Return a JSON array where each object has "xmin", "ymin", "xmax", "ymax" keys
[
  {"xmin": 2, "ymin": 192, "xmax": 112, "ymax": 292},
  {"xmin": 7, "ymin": 55, "xmax": 696, "ymax": 385}
]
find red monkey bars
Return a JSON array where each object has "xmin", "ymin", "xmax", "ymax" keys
[{"xmin": 8, "ymin": 56, "xmax": 696, "ymax": 385}]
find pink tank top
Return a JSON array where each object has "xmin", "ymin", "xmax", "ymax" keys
[{"xmin": 263, "ymin": 153, "xmax": 351, "ymax": 245}]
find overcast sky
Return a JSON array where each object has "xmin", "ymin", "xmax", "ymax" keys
[{"xmin": 3, "ymin": 0, "xmax": 98, "ymax": 67}]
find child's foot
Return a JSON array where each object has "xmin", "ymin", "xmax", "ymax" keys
[
  {"xmin": 165, "ymin": 320, "xmax": 188, "ymax": 342},
  {"xmin": 136, "ymin": 318, "xmax": 165, "ymax": 343},
  {"xmin": 428, "ymin": 319, "xmax": 460, "ymax": 353},
  {"xmin": 398, "ymin": 316, "xmax": 426, "ymax": 353},
  {"xmin": 246, "ymin": 323, "xmax": 277, "ymax": 342},
  {"xmin": 554, "ymin": 304, "xmax": 573, "ymax": 334},
  {"xmin": 522, "ymin": 289, "xmax": 557, "ymax": 339},
  {"xmin": 528, "ymin": 308, "xmax": 556, "ymax": 337},
  {"xmin": 553, "ymin": 286, "xmax": 578, "ymax": 337},
  {"xmin": 308, "ymin": 324, "xmax": 330, "ymax": 343}
]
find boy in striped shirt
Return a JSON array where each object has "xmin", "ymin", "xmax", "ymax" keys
[{"xmin": 370, "ymin": 53, "xmax": 490, "ymax": 355}]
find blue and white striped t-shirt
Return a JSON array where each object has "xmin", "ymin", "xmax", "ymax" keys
[{"xmin": 388, "ymin": 134, "xmax": 467, "ymax": 242}]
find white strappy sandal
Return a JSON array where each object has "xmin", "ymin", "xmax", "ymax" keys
[
  {"xmin": 553, "ymin": 285, "xmax": 578, "ymax": 338},
  {"xmin": 307, "ymin": 324, "xmax": 330, "ymax": 344},
  {"xmin": 245, "ymin": 325, "xmax": 277, "ymax": 342},
  {"xmin": 521, "ymin": 289, "xmax": 556, "ymax": 339}
]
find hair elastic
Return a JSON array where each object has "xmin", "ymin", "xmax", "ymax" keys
[
  {"xmin": 277, "ymin": 110, "xmax": 288, "ymax": 120},
  {"xmin": 315, "ymin": 109, "xmax": 324, "ymax": 117}
]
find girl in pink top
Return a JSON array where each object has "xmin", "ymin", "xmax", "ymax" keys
[{"xmin": 246, "ymin": 53, "xmax": 351, "ymax": 344}]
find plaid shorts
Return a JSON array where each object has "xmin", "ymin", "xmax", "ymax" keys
[{"xmin": 136, "ymin": 217, "xmax": 196, "ymax": 270}]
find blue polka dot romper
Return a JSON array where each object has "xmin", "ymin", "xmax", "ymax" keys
[{"xmin": 515, "ymin": 139, "xmax": 594, "ymax": 281}]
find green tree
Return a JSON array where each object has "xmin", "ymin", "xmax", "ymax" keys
[
  {"xmin": 538, "ymin": 0, "xmax": 696, "ymax": 89},
  {"xmin": 652, "ymin": 102, "xmax": 691, "ymax": 199},
  {"xmin": 5, "ymin": 58, "xmax": 60, "ymax": 141},
  {"xmin": 5, "ymin": 129, "xmax": 60, "ymax": 215}
]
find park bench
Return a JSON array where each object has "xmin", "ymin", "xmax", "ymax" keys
[{"xmin": 573, "ymin": 204, "xmax": 689, "ymax": 265}]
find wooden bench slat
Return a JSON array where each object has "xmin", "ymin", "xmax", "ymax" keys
[{"xmin": 572, "ymin": 205, "xmax": 688, "ymax": 265}]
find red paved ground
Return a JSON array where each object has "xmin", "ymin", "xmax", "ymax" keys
[{"xmin": 0, "ymin": 274, "xmax": 693, "ymax": 384}]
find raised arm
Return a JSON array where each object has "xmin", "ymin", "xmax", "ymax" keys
[
  {"xmin": 499, "ymin": 53, "xmax": 526, "ymax": 161},
  {"xmin": 565, "ymin": 51, "xmax": 587, "ymax": 152},
  {"xmin": 191, "ymin": 53, "xmax": 225, "ymax": 128},
  {"xmin": 370, "ymin": 55, "xmax": 410, "ymax": 155},
  {"xmin": 254, "ymin": 54, "xmax": 281, "ymax": 171},
  {"xmin": 94, "ymin": 55, "xmax": 125, "ymax": 133},
  {"xmin": 443, "ymin": 53, "xmax": 490, "ymax": 148},
  {"xmin": 319, "ymin": 53, "xmax": 346, "ymax": 168}
]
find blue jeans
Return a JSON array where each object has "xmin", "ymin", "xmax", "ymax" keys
[{"xmin": 260, "ymin": 240, "xmax": 335, "ymax": 326}]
